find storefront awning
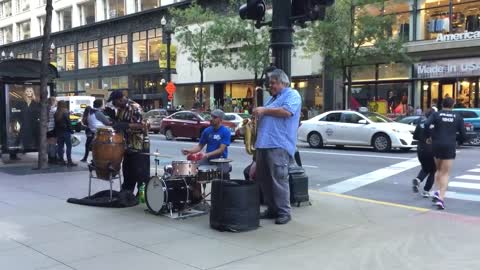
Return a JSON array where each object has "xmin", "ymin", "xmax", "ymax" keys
[{"xmin": 0, "ymin": 59, "xmax": 58, "ymax": 81}]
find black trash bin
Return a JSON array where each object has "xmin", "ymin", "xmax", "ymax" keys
[{"xmin": 210, "ymin": 179, "xmax": 260, "ymax": 232}]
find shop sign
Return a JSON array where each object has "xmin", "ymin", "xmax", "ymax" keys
[
  {"xmin": 436, "ymin": 31, "xmax": 480, "ymax": 42},
  {"xmin": 414, "ymin": 58, "xmax": 480, "ymax": 79}
]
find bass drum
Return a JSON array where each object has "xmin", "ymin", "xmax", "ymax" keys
[{"xmin": 146, "ymin": 176, "xmax": 195, "ymax": 214}]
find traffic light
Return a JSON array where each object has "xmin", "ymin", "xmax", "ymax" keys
[
  {"xmin": 239, "ymin": 0, "xmax": 266, "ymax": 23},
  {"xmin": 291, "ymin": 0, "xmax": 334, "ymax": 21}
]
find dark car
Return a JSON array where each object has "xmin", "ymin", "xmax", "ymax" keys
[
  {"xmin": 160, "ymin": 111, "xmax": 237, "ymax": 141},
  {"xmin": 144, "ymin": 109, "xmax": 168, "ymax": 134}
]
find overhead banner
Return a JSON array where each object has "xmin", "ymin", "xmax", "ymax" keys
[
  {"xmin": 414, "ymin": 58, "xmax": 480, "ymax": 79},
  {"xmin": 158, "ymin": 44, "xmax": 177, "ymax": 70}
]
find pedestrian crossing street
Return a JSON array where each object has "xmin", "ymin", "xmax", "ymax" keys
[{"xmin": 446, "ymin": 164, "xmax": 480, "ymax": 202}]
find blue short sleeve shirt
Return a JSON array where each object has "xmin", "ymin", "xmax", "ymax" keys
[{"xmin": 199, "ymin": 125, "xmax": 231, "ymax": 159}]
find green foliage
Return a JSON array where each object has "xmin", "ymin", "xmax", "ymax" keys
[{"xmin": 298, "ymin": 0, "xmax": 411, "ymax": 76}]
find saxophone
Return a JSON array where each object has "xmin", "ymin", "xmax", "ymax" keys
[{"xmin": 244, "ymin": 117, "xmax": 257, "ymax": 155}]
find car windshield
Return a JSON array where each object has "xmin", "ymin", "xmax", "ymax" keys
[{"xmin": 360, "ymin": 112, "xmax": 393, "ymax": 123}]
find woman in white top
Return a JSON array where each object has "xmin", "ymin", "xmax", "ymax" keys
[{"xmin": 80, "ymin": 99, "xmax": 112, "ymax": 162}]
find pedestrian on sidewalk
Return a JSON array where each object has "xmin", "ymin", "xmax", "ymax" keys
[
  {"xmin": 80, "ymin": 100, "xmax": 112, "ymax": 162},
  {"xmin": 412, "ymin": 108, "xmax": 436, "ymax": 197},
  {"xmin": 54, "ymin": 101, "xmax": 77, "ymax": 167},
  {"xmin": 47, "ymin": 97, "xmax": 57, "ymax": 164},
  {"xmin": 424, "ymin": 97, "xmax": 466, "ymax": 209},
  {"xmin": 253, "ymin": 69, "xmax": 302, "ymax": 225}
]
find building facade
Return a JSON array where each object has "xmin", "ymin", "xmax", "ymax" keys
[
  {"xmin": 349, "ymin": 0, "xmax": 480, "ymax": 116},
  {"xmin": 0, "ymin": 0, "xmax": 325, "ymax": 116}
]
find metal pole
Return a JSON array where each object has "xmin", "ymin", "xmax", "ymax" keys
[
  {"xmin": 271, "ymin": 0, "xmax": 293, "ymax": 78},
  {"xmin": 166, "ymin": 30, "xmax": 172, "ymax": 83}
]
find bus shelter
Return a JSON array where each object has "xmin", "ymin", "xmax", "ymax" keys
[{"xmin": 0, "ymin": 59, "xmax": 58, "ymax": 155}]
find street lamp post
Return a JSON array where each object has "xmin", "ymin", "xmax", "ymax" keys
[{"xmin": 161, "ymin": 16, "xmax": 176, "ymax": 108}]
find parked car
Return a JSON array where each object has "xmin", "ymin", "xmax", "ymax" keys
[
  {"xmin": 144, "ymin": 109, "xmax": 168, "ymax": 134},
  {"xmin": 452, "ymin": 108, "xmax": 480, "ymax": 145},
  {"xmin": 160, "ymin": 111, "xmax": 237, "ymax": 141},
  {"xmin": 298, "ymin": 110, "xmax": 417, "ymax": 152}
]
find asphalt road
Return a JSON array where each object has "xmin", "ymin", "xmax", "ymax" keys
[{"xmin": 71, "ymin": 133, "xmax": 480, "ymax": 216}]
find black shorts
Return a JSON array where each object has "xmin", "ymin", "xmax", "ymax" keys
[
  {"xmin": 432, "ymin": 144, "xmax": 456, "ymax": 160},
  {"xmin": 46, "ymin": 130, "xmax": 56, "ymax": 138}
]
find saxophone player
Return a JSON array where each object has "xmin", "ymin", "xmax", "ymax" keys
[{"xmin": 253, "ymin": 69, "xmax": 302, "ymax": 225}]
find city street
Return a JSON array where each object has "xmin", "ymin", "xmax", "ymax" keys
[{"xmin": 71, "ymin": 133, "xmax": 480, "ymax": 217}]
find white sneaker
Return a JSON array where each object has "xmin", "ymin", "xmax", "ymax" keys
[{"xmin": 421, "ymin": 191, "xmax": 430, "ymax": 198}]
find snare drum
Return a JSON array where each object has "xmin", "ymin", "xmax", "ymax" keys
[
  {"xmin": 197, "ymin": 165, "xmax": 220, "ymax": 182},
  {"xmin": 172, "ymin": 160, "xmax": 198, "ymax": 176}
]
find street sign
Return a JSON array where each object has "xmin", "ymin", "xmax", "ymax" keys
[{"xmin": 165, "ymin": 82, "xmax": 176, "ymax": 101}]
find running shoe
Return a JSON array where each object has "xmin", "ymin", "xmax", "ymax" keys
[
  {"xmin": 412, "ymin": 178, "xmax": 420, "ymax": 193},
  {"xmin": 432, "ymin": 191, "xmax": 440, "ymax": 202},
  {"xmin": 421, "ymin": 191, "xmax": 430, "ymax": 198},
  {"xmin": 435, "ymin": 199, "xmax": 445, "ymax": 210}
]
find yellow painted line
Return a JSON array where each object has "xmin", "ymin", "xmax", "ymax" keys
[{"xmin": 311, "ymin": 190, "xmax": 430, "ymax": 213}]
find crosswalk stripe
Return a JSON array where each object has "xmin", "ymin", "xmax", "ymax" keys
[
  {"xmin": 449, "ymin": 182, "xmax": 480, "ymax": 190},
  {"xmin": 446, "ymin": 191, "xmax": 480, "ymax": 202},
  {"xmin": 468, "ymin": 168, "xmax": 480, "ymax": 173},
  {"xmin": 455, "ymin": 175, "xmax": 480, "ymax": 181}
]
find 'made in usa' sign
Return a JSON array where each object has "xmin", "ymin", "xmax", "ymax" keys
[{"xmin": 415, "ymin": 58, "xmax": 480, "ymax": 79}]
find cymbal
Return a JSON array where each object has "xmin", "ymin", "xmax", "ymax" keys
[
  {"xmin": 210, "ymin": 158, "xmax": 233, "ymax": 163},
  {"xmin": 140, "ymin": 152, "xmax": 173, "ymax": 158}
]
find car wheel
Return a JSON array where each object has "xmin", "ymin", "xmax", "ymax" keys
[
  {"xmin": 469, "ymin": 137, "xmax": 480, "ymax": 146},
  {"xmin": 165, "ymin": 129, "xmax": 174, "ymax": 140},
  {"xmin": 372, "ymin": 133, "xmax": 391, "ymax": 152},
  {"xmin": 307, "ymin": 132, "xmax": 323, "ymax": 148}
]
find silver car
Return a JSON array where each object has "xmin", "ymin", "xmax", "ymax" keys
[{"xmin": 145, "ymin": 109, "xmax": 168, "ymax": 134}]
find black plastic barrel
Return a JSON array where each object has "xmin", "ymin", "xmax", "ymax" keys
[{"xmin": 210, "ymin": 179, "xmax": 260, "ymax": 232}]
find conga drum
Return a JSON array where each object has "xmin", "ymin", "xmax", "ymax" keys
[{"xmin": 92, "ymin": 127, "xmax": 125, "ymax": 180}]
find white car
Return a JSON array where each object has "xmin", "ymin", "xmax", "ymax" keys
[
  {"xmin": 297, "ymin": 110, "xmax": 417, "ymax": 152},
  {"xmin": 225, "ymin": 113, "xmax": 251, "ymax": 137}
]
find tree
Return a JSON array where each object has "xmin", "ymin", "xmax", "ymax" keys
[
  {"xmin": 298, "ymin": 0, "xmax": 411, "ymax": 109},
  {"xmin": 171, "ymin": 1, "xmax": 224, "ymax": 108},
  {"xmin": 37, "ymin": 0, "xmax": 53, "ymax": 169}
]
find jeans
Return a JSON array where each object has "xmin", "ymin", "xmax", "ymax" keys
[
  {"xmin": 82, "ymin": 132, "xmax": 94, "ymax": 160},
  {"xmin": 57, "ymin": 132, "xmax": 73, "ymax": 162}
]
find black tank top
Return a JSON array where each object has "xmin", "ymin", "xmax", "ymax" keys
[{"xmin": 425, "ymin": 110, "xmax": 466, "ymax": 145}]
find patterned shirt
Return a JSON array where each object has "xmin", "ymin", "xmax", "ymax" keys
[{"xmin": 116, "ymin": 100, "xmax": 148, "ymax": 152}]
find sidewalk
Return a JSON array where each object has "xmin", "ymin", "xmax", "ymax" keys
[{"xmin": 0, "ymin": 164, "xmax": 479, "ymax": 270}]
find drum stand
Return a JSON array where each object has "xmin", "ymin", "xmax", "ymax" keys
[{"xmin": 88, "ymin": 164, "xmax": 122, "ymax": 201}]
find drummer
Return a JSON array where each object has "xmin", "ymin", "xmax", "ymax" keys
[
  {"xmin": 181, "ymin": 109, "xmax": 231, "ymax": 177},
  {"xmin": 108, "ymin": 90, "xmax": 150, "ymax": 195}
]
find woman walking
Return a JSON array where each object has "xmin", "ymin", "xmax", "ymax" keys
[
  {"xmin": 412, "ymin": 108, "xmax": 436, "ymax": 197},
  {"xmin": 424, "ymin": 97, "xmax": 466, "ymax": 209},
  {"xmin": 55, "ymin": 101, "xmax": 77, "ymax": 166}
]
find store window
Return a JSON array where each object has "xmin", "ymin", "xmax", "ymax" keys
[
  {"xmin": 291, "ymin": 77, "xmax": 324, "ymax": 118},
  {"xmin": 451, "ymin": 2, "xmax": 480, "ymax": 33},
  {"xmin": 79, "ymin": 1, "xmax": 96, "ymax": 25},
  {"xmin": 16, "ymin": 0, "xmax": 29, "ymax": 12},
  {"xmin": 386, "ymin": 12, "xmax": 411, "ymax": 40},
  {"xmin": 383, "ymin": 0, "xmax": 410, "ymax": 14},
  {"xmin": 352, "ymin": 65, "xmax": 376, "ymax": 81},
  {"xmin": 17, "ymin": 20, "xmax": 30, "ymax": 40},
  {"xmin": 78, "ymin": 78, "xmax": 99, "ymax": 93},
  {"xmin": 0, "ymin": 25, "xmax": 12, "ymax": 45},
  {"xmin": 378, "ymin": 63, "xmax": 410, "ymax": 80},
  {"xmin": 56, "ymin": 45, "xmax": 75, "ymax": 72},
  {"xmin": 107, "ymin": 0, "xmax": 125, "ymax": 18},
  {"xmin": 417, "ymin": 0, "xmax": 450, "ymax": 40},
  {"xmin": 351, "ymin": 82, "xmax": 410, "ymax": 115},
  {"xmin": 0, "ymin": 0, "xmax": 12, "ymax": 18},
  {"xmin": 102, "ymin": 35, "xmax": 128, "ymax": 66},
  {"xmin": 140, "ymin": 0, "xmax": 160, "ymax": 11},
  {"xmin": 38, "ymin": 0, "xmax": 46, "ymax": 6},
  {"xmin": 58, "ymin": 7, "xmax": 72, "ymax": 31},
  {"xmin": 56, "ymin": 80, "xmax": 76, "ymax": 93},
  {"xmin": 133, "ymin": 28, "xmax": 162, "ymax": 62},
  {"xmin": 17, "ymin": 52, "xmax": 33, "ymax": 59},
  {"xmin": 102, "ymin": 76, "xmax": 128, "ymax": 89},
  {"xmin": 78, "ymin": 40, "xmax": 99, "ymax": 69}
]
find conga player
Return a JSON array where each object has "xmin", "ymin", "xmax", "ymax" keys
[
  {"xmin": 108, "ymin": 90, "xmax": 150, "ymax": 195},
  {"xmin": 181, "ymin": 109, "xmax": 231, "ymax": 177}
]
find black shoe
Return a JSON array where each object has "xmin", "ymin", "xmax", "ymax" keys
[
  {"xmin": 275, "ymin": 215, "xmax": 291, "ymax": 225},
  {"xmin": 260, "ymin": 210, "xmax": 277, "ymax": 219},
  {"xmin": 57, "ymin": 160, "xmax": 67, "ymax": 166},
  {"xmin": 67, "ymin": 162, "xmax": 77, "ymax": 167},
  {"xmin": 80, "ymin": 158, "xmax": 87, "ymax": 163}
]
